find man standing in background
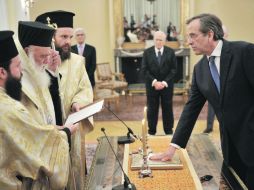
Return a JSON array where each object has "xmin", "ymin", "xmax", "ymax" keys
[
  {"xmin": 142, "ymin": 30, "xmax": 177, "ymax": 135},
  {"xmin": 72, "ymin": 28, "xmax": 96, "ymax": 88}
]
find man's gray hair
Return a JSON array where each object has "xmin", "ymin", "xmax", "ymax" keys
[
  {"xmin": 74, "ymin": 27, "xmax": 85, "ymax": 36},
  {"xmin": 153, "ymin": 31, "xmax": 166, "ymax": 41},
  {"xmin": 186, "ymin": 13, "xmax": 224, "ymax": 40}
]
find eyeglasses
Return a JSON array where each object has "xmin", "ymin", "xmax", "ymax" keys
[
  {"xmin": 200, "ymin": 175, "xmax": 213, "ymax": 183},
  {"xmin": 186, "ymin": 32, "xmax": 205, "ymax": 41}
]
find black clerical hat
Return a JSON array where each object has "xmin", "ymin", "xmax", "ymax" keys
[
  {"xmin": 0, "ymin": 30, "xmax": 18, "ymax": 63},
  {"xmin": 18, "ymin": 21, "xmax": 55, "ymax": 48},
  {"xmin": 35, "ymin": 10, "xmax": 75, "ymax": 28}
]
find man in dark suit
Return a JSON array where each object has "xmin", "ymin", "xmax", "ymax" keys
[
  {"xmin": 203, "ymin": 25, "xmax": 229, "ymax": 134},
  {"xmin": 150, "ymin": 14, "xmax": 254, "ymax": 189},
  {"xmin": 142, "ymin": 31, "xmax": 177, "ymax": 135},
  {"xmin": 71, "ymin": 28, "xmax": 96, "ymax": 88}
]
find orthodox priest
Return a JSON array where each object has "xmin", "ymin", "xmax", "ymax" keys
[
  {"xmin": 0, "ymin": 30, "xmax": 78, "ymax": 190},
  {"xmin": 17, "ymin": 21, "xmax": 61, "ymax": 126},
  {"xmin": 36, "ymin": 10, "xmax": 94, "ymax": 190}
]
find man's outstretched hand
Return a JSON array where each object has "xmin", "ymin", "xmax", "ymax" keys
[{"xmin": 149, "ymin": 145, "xmax": 176, "ymax": 161}]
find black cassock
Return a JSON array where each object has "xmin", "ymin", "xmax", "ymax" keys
[{"xmin": 46, "ymin": 70, "xmax": 63, "ymax": 125}]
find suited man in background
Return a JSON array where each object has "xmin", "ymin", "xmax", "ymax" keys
[
  {"xmin": 142, "ymin": 31, "xmax": 177, "ymax": 135},
  {"xmin": 72, "ymin": 28, "xmax": 96, "ymax": 88},
  {"xmin": 150, "ymin": 14, "xmax": 254, "ymax": 189}
]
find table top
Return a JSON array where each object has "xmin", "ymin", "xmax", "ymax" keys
[{"xmin": 85, "ymin": 134, "xmax": 245, "ymax": 190}]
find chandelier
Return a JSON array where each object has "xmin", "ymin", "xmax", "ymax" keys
[{"xmin": 25, "ymin": 0, "xmax": 36, "ymax": 8}]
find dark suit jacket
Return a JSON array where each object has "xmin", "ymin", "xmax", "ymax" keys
[
  {"xmin": 71, "ymin": 44, "xmax": 96, "ymax": 87},
  {"xmin": 141, "ymin": 46, "xmax": 177, "ymax": 93},
  {"xmin": 172, "ymin": 40, "xmax": 254, "ymax": 166}
]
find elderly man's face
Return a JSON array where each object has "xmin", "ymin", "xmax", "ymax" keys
[
  {"xmin": 154, "ymin": 32, "xmax": 166, "ymax": 49},
  {"xmin": 54, "ymin": 28, "xmax": 73, "ymax": 61},
  {"xmin": 75, "ymin": 31, "xmax": 85, "ymax": 44},
  {"xmin": 27, "ymin": 45, "xmax": 51, "ymax": 69},
  {"xmin": 25, "ymin": 46, "xmax": 51, "ymax": 88}
]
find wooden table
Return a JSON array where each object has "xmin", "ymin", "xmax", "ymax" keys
[{"xmin": 85, "ymin": 134, "xmax": 245, "ymax": 190}]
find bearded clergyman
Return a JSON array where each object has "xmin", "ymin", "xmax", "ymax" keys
[
  {"xmin": 36, "ymin": 11, "xmax": 94, "ymax": 190},
  {"xmin": 0, "ymin": 30, "xmax": 80, "ymax": 190},
  {"xmin": 16, "ymin": 21, "xmax": 62, "ymax": 126}
]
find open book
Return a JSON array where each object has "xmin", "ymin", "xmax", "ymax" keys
[{"xmin": 65, "ymin": 99, "xmax": 104, "ymax": 126}]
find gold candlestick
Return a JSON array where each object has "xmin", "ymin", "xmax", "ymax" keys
[{"xmin": 139, "ymin": 106, "xmax": 152, "ymax": 178}]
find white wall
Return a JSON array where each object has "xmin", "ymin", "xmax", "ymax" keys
[
  {"xmin": 29, "ymin": 0, "xmax": 113, "ymax": 65},
  {"xmin": 0, "ymin": 0, "xmax": 8, "ymax": 30},
  {"xmin": 1, "ymin": 0, "xmax": 29, "ymax": 33}
]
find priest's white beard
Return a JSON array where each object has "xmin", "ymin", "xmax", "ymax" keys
[{"xmin": 28, "ymin": 52, "xmax": 51, "ymax": 88}]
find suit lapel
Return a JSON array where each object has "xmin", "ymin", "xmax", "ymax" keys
[
  {"xmin": 151, "ymin": 48, "xmax": 158, "ymax": 66},
  {"xmin": 83, "ymin": 45, "xmax": 88, "ymax": 57},
  {"xmin": 220, "ymin": 41, "xmax": 232, "ymax": 105},
  {"xmin": 73, "ymin": 45, "xmax": 78, "ymax": 54}
]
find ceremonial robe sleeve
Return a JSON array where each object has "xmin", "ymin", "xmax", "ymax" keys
[
  {"xmin": 71, "ymin": 56, "xmax": 93, "ymax": 107},
  {"xmin": 0, "ymin": 100, "xmax": 70, "ymax": 189}
]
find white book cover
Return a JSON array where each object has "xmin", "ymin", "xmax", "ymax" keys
[{"xmin": 65, "ymin": 99, "xmax": 104, "ymax": 126}]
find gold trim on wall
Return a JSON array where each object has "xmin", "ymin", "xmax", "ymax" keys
[
  {"xmin": 113, "ymin": 0, "xmax": 124, "ymax": 44},
  {"xmin": 180, "ymin": 0, "xmax": 190, "ymax": 37}
]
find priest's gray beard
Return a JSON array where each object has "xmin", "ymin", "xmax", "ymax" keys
[{"xmin": 28, "ymin": 52, "xmax": 50, "ymax": 88}]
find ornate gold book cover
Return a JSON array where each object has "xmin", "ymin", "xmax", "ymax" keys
[{"xmin": 131, "ymin": 152, "xmax": 183, "ymax": 170}]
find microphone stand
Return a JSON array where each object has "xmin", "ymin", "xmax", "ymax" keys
[
  {"xmin": 101, "ymin": 128, "xmax": 136, "ymax": 190},
  {"xmin": 103, "ymin": 105, "xmax": 138, "ymax": 144}
]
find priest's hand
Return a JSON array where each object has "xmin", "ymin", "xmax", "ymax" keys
[
  {"xmin": 48, "ymin": 50, "xmax": 61, "ymax": 72},
  {"xmin": 56, "ymin": 125, "xmax": 65, "ymax": 130},
  {"xmin": 149, "ymin": 145, "xmax": 176, "ymax": 161},
  {"xmin": 71, "ymin": 102, "xmax": 80, "ymax": 112},
  {"xmin": 66, "ymin": 123, "xmax": 79, "ymax": 134}
]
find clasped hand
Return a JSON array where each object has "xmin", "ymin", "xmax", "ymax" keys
[{"xmin": 154, "ymin": 81, "xmax": 166, "ymax": 90}]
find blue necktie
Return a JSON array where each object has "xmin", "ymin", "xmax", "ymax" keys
[
  {"xmin": 209, "ymin": 56, "xmax": 220, "ymax": 93},
  {"xmin": 157, "ymin": 50, "xmax": 161, "ymax": 65}
]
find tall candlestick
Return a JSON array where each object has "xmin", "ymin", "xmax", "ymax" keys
[{"xmin": 139, "ymin": 106, "xmax": 152, "ymax": 178}]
